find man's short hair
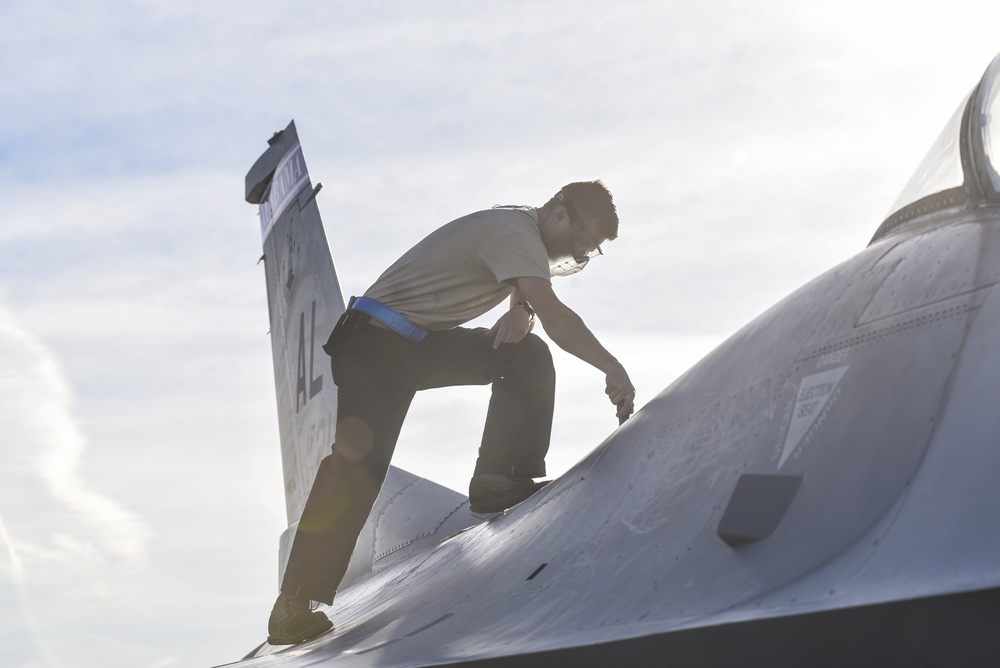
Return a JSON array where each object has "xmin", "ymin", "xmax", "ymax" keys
[{"xmin": 546, "ymin": 180, "xmax": 619, "ymax": 241}]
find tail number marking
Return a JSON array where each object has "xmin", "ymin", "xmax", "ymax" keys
[{"xmin": 296, "ymin": 300, "xmax": 324, "ymax": 412}]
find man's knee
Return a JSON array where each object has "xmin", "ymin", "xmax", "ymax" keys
[
  {"xmin": 504, "ymin": 333, "xmax": 554, "ymax": 387},
  {"xmin": 518, "ymin": 332, "xmax": 552, "ymax": 362}
]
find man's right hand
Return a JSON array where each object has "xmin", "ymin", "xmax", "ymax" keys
[
  {"xmin": 605, "ymin": 364, "xmax": 635, "ymax": 423},
  {"xmin": 513, "ymin": 276, "xmax": 636, "ymax": 424}
]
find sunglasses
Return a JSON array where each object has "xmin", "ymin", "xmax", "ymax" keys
[{"xmin": 550, "ymin": 191, "xmax": 603, "ymax": 276}]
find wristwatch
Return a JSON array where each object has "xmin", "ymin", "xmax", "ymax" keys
[{"xmin": 515, "ymin": 300, "xmax": 535, "ymax": 318}]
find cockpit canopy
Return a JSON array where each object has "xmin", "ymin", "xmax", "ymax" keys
[{"xmin": 873, "ymin": 52, "xmax": 1000, "ymax": 242}]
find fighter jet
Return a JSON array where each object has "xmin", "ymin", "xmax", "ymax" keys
[{"xmin": 225, "ymin": 51, "xmax": 1000, "ymax": 666}]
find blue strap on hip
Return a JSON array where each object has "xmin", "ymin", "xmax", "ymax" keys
[{"xmin": 350, "ymin": 296, "xmax": 428, "ymax": 342}]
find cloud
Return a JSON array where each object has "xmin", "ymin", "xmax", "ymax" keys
[
  {"xmin": 0, "ymin": 512, "xmax": 25, "ymax": 585},
  {"xmin": 146, "ymin": 658, "xmax": 179, "ymax": 668},
  {"xmin": 0, "ymin": 305, "xmax": 151, "ymax": 565},
  {"xmin": 0, "ymin": 304, "xmax": 161, "ymax": 666}
]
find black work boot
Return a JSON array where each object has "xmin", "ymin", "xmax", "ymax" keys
[
  {"xmin": 469, "ymin": 474, "xmax": 549, "ymax": 513},
  {"xmin": 267, "ymin": 591, "xmax": 333, "ymax": 645}
]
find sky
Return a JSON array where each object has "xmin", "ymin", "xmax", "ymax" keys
[{"xmin": 1, "ymin": 1, "xmax": 999, "ymax": 667}]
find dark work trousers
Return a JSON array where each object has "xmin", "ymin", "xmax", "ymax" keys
[{"xmin": 280, "ymin": 312, "xmax": 555, "ymax": 604}]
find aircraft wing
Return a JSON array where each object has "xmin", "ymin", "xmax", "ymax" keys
[{"xmin": 225, "ymin": 53, "xmax": 1000, "ymax": 665}]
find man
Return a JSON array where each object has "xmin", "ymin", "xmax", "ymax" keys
[{"xmin": 267, "ymin": 180, "xmax": 636, "ymax": 644}]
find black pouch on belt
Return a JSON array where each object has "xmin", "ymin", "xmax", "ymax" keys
[{"xmin": 322, "ymin": 309, "xmax": 355, "ymax": 356}]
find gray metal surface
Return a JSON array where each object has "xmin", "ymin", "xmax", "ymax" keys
[
  {"xmin": 248, "ymin": 120, "xmax": 345, "ymax": 527},
  {"xmin": 226, "ymin": 54, "xmax": 1000, "ymax": 666}
]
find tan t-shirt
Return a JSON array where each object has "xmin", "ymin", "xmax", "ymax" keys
[{"xmin": 364, "ymin": 206, "xmax": 551, "ymax": 330}]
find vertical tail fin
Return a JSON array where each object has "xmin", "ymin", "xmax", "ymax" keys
[{"xmin": 245, "ymin": 121, "xmax": 345, "ymax": 527}]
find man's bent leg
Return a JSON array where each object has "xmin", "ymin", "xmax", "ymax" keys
[
  {"xmin": 411, "ymin": 329, "xmax": 555, "ymax": 477},
  {"xmin": 474, "ymin": 333, "xmax": 555, "ymax": 478}
]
